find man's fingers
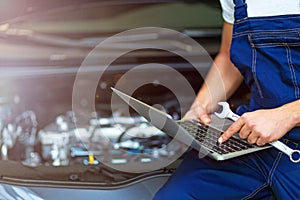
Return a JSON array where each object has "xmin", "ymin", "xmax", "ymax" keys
[
  {"xmin": 200, "ymin": 114, "xmax": 211, "ymax": 125},
  {"xmin": 218, "ymin": 118, "xmax": 244, "ymax": 144},
  {"xmin": 239, "ymin": 126, "xmax": 251, "ymax": 139},
  {"xmin": 183, "ymin": 110, "xmax": 211, "ymax": 125},
  {"xmin": 256, "ymin": 138, "xmax": 266, "ymax": 146},
  {"xmin": 247, "ymin": 132, "xmax": 259, "ymax": 144}
]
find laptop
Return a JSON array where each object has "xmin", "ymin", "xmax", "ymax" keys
[{"xmin": 111, "ymin": 87, "xmax": 271, "ymax": 161}]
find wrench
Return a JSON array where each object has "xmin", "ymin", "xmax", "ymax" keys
[{"xmin": 214, "ymin": 101, "xmax": 300, "ymax": 163}]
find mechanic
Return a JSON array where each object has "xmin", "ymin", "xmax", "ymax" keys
[{"xmin": 153, "ymin": 0, "xmax": 300, "ymax": 199}]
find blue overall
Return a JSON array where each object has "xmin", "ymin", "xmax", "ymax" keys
[{"xmin": 153, "ymin": 0, "xmax": 300, "ymax": 199}]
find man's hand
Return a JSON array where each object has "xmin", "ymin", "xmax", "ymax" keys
[
  {"xmin": 218, "ymin": 107, "xmax": 295, "ymax": 146},
  {"xmin": 183, "ymin": 101, "xmax": 211, "ymax": 125}
]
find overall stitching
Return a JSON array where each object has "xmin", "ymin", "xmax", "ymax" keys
[
  {"xmin": 250, "ymin": 45, "xmax": 264, "ymax": 98},
  {"xmin": 234, "ymin": 32, "xmax": 300, "ymax": 38},
  {"xmin": 248, "ymin": 31, "xmax": 300, "ymax": 41},
  {"xmin": 233, "ymin": 28, "xmax": 300, "ymax": 38},
  {"xmin": 234, "ymin": 15, "xmax": 300, "ymax": 25},
  {"xmin": 241, "ymin": 152, "xmax": 282, "ymax": 200},
  {"xmin": 252, "ymin": 42, "xmax": 300, "ymax": 48},
  {"xmin": 249, "ymin": 34, "xmax": 300, "ymax": 40},
  {"xmin": 285, "ymin": 45, "xmax": 300, "ymax": 98},
  {"xmin": 268, "ymin": 152, "xmax": 283, "ymax": 189}
]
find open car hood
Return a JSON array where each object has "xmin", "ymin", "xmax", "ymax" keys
[{"xmin": 0, "ymin": 0, "xmax": 223, "ymax": 193}]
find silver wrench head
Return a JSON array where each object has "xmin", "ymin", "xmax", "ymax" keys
[
  {"xmin": 214, "ymin": 102, "xmax": 231, "ymax": 119},
  {"xmin": 290, "ymin": 150, "xmax": 300, "ymax": 163}
]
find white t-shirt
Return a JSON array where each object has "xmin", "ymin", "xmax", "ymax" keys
[{"xmin": 220, "ymin": 0, "xmax": 300, "ymax": 24}]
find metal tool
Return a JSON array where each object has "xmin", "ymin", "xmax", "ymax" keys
[{"xmin": 214, "ymin": 102, "xmax": 300, "ymax": 163}]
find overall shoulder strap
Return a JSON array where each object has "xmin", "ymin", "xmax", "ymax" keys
[{"xmin": 233, "ymin": 0, "xmax": 248, "ymax": 21}]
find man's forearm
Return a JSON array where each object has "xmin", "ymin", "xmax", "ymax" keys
[
  {"xmin": 194, "ymin": 52, "xmax": 243, "ymax": 113},
  {"xmin": 192, "ymin": 22, "xmax": 243, "ymax": 113},
  {"xmin": 279, "ymin": 99, "xmax": 300, "ymax": 128}
]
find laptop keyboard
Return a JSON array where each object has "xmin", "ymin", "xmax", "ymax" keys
[{"xmin": 180, "ymin": 120, "xmax": 255, "ymax": 155}]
